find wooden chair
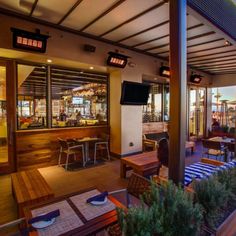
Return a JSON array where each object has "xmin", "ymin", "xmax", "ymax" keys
[
  {"xmin": 201, "ymin": 139, "xmax": 226, "ymax": 160},
  {"xmin": 58, "ymin": 138, "xmax": 85, "ymax": 170},
  {"xmin": 157, "ymin": 138, "xmax": 169, "ymax": 167},
  {"xmin": 110, "ymin": 173, "xmax": 151, "ymax": 208},
  {"xmin": 94, "ymin": 133, "xmax": 110, "ymax": 164}
]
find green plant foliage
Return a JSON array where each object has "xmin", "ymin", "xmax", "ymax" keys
[
  {"xmin": 117, "ymin": 203, "xmax": 159, "ymax": 236},
  {"xmin": 193, "ymin": 176, "xmax": 231, "ymax": 228},
  {"xmin": 147, "ymin": 181, "xmax": 203, "ymax": 236},
  {"xmin": 117, "ymin": 181, "xmax": 203, "ymax": 236},
  {"xmin": 216, "ymin": 167, "xmax": 236, "ymax": 198}
]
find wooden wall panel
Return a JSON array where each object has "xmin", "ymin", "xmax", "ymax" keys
[{"xmin": 15, "ymin": 126, "xmax": 109, "ymax": 171}]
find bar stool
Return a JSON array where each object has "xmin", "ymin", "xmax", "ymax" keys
[
  {"xmin": 58, "ymin": 138, "xmax": 85, "ymax": 170},
  {"xmin": 94, "ymin": 133, "xmax": 110, "ymax": 164}
]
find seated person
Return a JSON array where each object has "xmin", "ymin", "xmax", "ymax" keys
[
  {"xmin": 212, "ymin": 118, "xmax": 220, "ymax": 131},
  {"xmin": 59, "ymin": 110, "xmax": 67, "ymax": 121}
]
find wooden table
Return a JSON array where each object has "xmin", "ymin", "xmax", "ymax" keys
[
  {"xmin": 11, "ymin": 169, "xmax": 54, "ymax": 217},
  {"xmin": 209, "ymin": 136, "xmax": 235, "ymax": 144},
  {"xmin": 120, "ymin": 151, "xmax": 160, "ymax": 178},
  {"xmin": 209, "ymin": 136, "xmax": 235, "ymax": 162},
  {"xmin": 74, "ymin": 137, "xmax": 100, "ymax": 162},
  {"xmin": 24, "ymin": 188, "xmax": 125, "ymax": 236}
]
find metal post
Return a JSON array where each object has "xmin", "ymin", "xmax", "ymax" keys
[
  {"xmin": 168, "ymin": 0, "xmax": 187, "ymax": 184},
  {"xmin": 47, "ymin": 66, "xmax": 52, "ymax": 128}
]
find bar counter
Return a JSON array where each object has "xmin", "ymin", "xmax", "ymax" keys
[{"xmin": 15, "ymin": 125, "xmax": 109, "ymax": 171}]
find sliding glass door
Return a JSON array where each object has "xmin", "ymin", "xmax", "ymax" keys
[
  {"xmin": 0, "ymin": 61, "xmax": 15, "ymax": 173},
  {"xmin": 0, "ymin": 64, "xmax": 9, "ymax": 166},
  {"xmin": 188, "ymin": 87, "xmax": 206, "ymax": 140}
]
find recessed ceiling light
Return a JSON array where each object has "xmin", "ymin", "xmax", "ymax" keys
[
  {"xmin": 89, "ymin": 66, "xmax": 94, "ymax": 70},
  {"xmin": 224, "ymin": 40, "xmax": 231, "ymax": 46},
  {"xmin": 47, "ymin": 59, "xmax": 52, "ymax": 63}
]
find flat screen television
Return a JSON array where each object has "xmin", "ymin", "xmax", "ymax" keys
[
  {"xmin": 120, "ymin": 81, "xmax": 150, "ymax": 105},
  {"xmin": 72, "ymin": 97, "xmax": 83, "ymax": 104}
]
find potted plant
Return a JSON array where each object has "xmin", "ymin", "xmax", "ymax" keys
[
  {"xmin": 193, "ymin": 167, "xmax": 236, "ymax": 235},
  {"xmin": 116, "ymin": 181, "xmax": 203, "ymax": 236}
]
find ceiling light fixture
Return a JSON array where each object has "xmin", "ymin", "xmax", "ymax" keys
[
  {"xmin": 47, "ymin": 59, "xmax": 52, "ymax": 63},
  {"xmin": 224, "ymin": 40, "xmax": 231, "ymax": 46},
  {"xmin": 89, "ymin": 66, "xmax": 94, "ymax": 70}
]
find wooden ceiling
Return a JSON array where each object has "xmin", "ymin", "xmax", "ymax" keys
[{"xmin": 0, "ymin": 0, "xmax": 236, "ymax": 75}]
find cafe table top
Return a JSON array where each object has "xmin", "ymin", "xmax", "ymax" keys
[
  {"xmin": 24, "ymin": 187, "xmax": 125, "ymax": 236},
  {"xmin": 209, "ymin": 136, "xmax": 235, "ymax": 143}
]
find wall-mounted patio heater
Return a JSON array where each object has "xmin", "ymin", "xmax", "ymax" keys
[
  {"xmin": 159, "ymin": 66, "xmax": 170, "ymax": 78},
  {"xmin": 190, "ymin": 73, "xmax": 203, "ymax": 84}
]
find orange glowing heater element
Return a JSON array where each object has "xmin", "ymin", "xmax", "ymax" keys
[{"xmin": 11, "ymin": 28, "xmax": 49, "ymax": 53}]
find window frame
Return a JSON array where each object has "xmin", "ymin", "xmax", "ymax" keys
[{"xmin": 16, "ymin": 61, "xmax": 109, "ymax": 130}]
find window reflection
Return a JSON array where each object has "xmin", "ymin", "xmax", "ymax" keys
[
  {"xmin": 142, "ymin": 83, "xmax": 169, "ymax": 123},
  {"xmin": 51, "ymin": 68, "xmax": 108, "ymax": 128},
  {"xmin": 17, "ymin": 64, "xmax": 47, "ymax": 129}
]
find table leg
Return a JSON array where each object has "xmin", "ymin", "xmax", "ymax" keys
[
  {"xmin": 224, "ymin": 150, "xmax": 228, "ymax": 162},
  {"xmin": 120, "ymin": 162, "xmax": 126, "ymax": 178},
  {"xmin": 85, "ymin": 142, "xmax": 89, "ymax": 163}
]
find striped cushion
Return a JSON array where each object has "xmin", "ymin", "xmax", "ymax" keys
[{"xmin": 184, "ymin": 161, "xmax": 235, "ymax": 186}]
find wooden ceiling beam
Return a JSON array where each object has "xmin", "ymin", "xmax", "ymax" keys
[
  {"xmin": 132, "ymin": 24, "xmax": 207, "ymax": 49},
  {"xmin": 117, "ymin": 20, "xmax": 169, "ymax": 43},
  {"xmin": 57, "ymin": 0, "xmax": 83, "ymax": 25},
  {"xmin": 188, "ymin": 53, "xmax": 236, "ymax": 63},
  {"xmin": 80, "ymin": 0, "xmax": 126, "ymax": 32},
  {"xmin": 99, "ymin": 1, "xmax": 166, "ymax": 37},
  {"xmin": 190, "ymin": 57, "xmax": 236, "ymax": 66},
  {"xmin": 187, "ymin": 44, "xmax": 232, "ymax": 55},
  {"xmin": 29, "ymin": 0, "xmax": 38, "ymax": 17},
  {"xmin": 187, "ymin": 38, "xmax": 224, "ymax": 48}
]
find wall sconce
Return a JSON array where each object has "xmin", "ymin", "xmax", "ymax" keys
[
  {"xmin": 190, "ymin": 73, "xmax": 203, "ymax": 84},
  {"xmin": 107, "ymin": 52, "xmax": 128, "ymax": 68},
  {"xmin": 159, "ymin": 66, "xmax": 170, "ymax": 78}
]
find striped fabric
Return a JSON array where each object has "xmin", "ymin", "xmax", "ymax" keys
[{"xmin": 184, "ymin": 160, "xmax": 236, "ymax": 186}]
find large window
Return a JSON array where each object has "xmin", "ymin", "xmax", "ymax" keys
[
  {"xmin": 17, "ymin": 64, "xmax": 47, "ymax": 129},
  {"xmin": 51, "ymin": 67, "xmax": 108, "ymax": 128},
  {"xmin": 16, "ymin": 63, "xmax": 108, "ymax": 130},
  {"xmin": 142, "ymin": 83, "xmax": 169, "ymax": 123}
]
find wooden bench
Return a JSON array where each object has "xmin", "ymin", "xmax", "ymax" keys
[{"xmin": 11, "ymin": 169, "xmax": 54, "ymax": 217}]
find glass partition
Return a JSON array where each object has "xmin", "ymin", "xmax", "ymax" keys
[
  {"xmin": 163, "ymin": 84, "xmax": 170, "ymax": 121},
  {"xmin": 17, "ymin": 64, "xmax": 47, "ymax": 129},
  {"xmin": 51, "ymin": 67, "xmax": 108, "ymax": 128},
  {"xmin": 16, "ymin": 63, "xmax": 109, "ymax": 130},
  {"xmin": 142, "ymin": 83, "xmax": 169, "ymax": 122},
  {"xmin": 0, "ymin": 65, "xmax": 8, "ymax": 163}
]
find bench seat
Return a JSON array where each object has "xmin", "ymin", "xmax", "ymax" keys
[{"xmin": 11, "ymin": 169, "xmax": 54, "ymax": 216}]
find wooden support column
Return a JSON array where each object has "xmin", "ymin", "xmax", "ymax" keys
[{"xmin": 169, "ymin": 0, "xmax": 187, "ymax": 184}]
